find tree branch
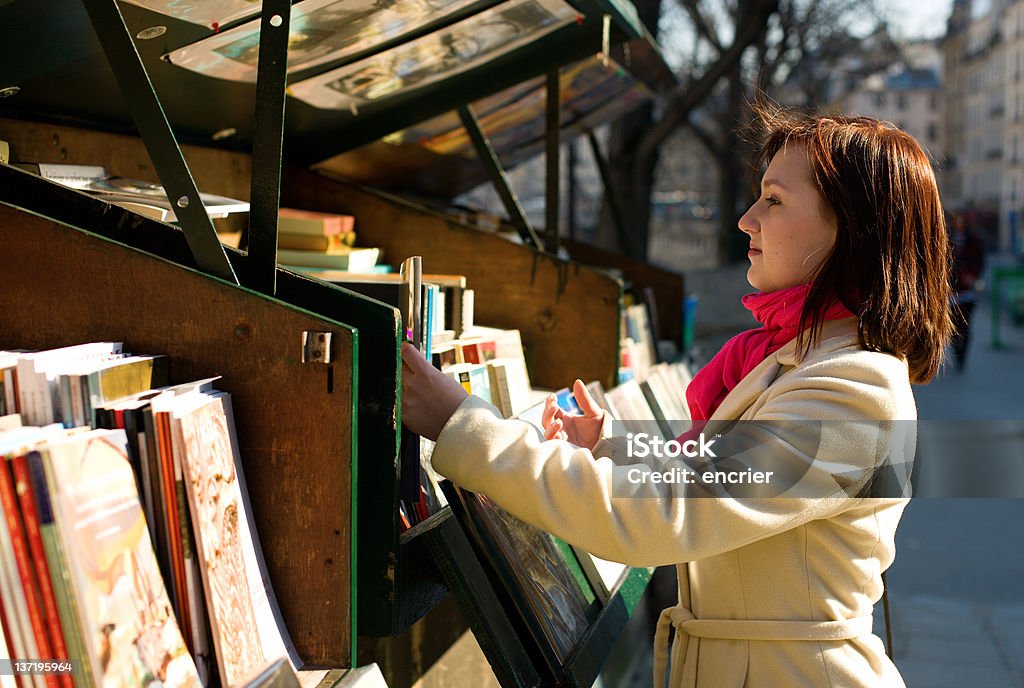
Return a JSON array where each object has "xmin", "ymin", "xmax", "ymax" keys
[
  {"xmin": 633, "ymin": 0, "xmax": 778, "ymax": 184},
  {"xmin": 679, "ymin": 0, "xmax": 723, "ymax": 52}
]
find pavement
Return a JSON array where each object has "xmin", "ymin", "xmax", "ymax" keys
[{"xmin": 880, "ymin": 256, "xmax": 1024, "ymax": 687}]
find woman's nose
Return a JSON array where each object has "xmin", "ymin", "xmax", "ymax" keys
[{"xmin": 738, "ymin": 204, "xmax": 759, "ymax": 235}]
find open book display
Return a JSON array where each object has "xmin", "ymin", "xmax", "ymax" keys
[
  {"xmin": 286, "ymin": 0, "xmax": 577, "ymax": 110},
  {"xmin": 165, "ymin": 0, "xmax": 492, "ymax": 82},
  {"xmin": 11, "ymin": 163, "xmax": 249, "ymax": 222},
  {"xmin": 441, "ymin": 481, "xmax": 598, "ymax": 679}
]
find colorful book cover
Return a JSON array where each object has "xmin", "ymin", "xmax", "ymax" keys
[
  {"xmin": 41, "ymin": 429, "xmax": 201, "ymax": 688},
  {"xmin": 175, "ymin": 393, "xmax": 297, "ymax": 685}
]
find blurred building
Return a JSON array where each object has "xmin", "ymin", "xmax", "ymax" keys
[
  {"xmin": 839, "ymin": 65, "xmax": 943, "ymax": 161},
  {"xmin": 942, "ymin": 0, "xmax": 1022, "ymax": 251}
]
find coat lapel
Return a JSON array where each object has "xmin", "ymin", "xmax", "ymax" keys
[{"xmin": 705, "ymin": 318, "xmax": 861, "ymax": 429}]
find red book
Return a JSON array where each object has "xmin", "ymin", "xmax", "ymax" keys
[
  {"xmin": 10, "ymin": 454, "xmax": 74, "ymax": 688},
  {"xmin": 0, "ymin": 457, "xmax": 59, "ymax": 688},
  {"xmin": 461, "ymin": 340, "xmax": 496, "ymax": 365}
]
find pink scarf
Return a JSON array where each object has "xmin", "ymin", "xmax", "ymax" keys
[{"xmin": 685, "ymin": 284, "xmax": 854, "ymax": 423}]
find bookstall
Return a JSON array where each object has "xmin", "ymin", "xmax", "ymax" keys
[{"xmin": 0, "ymin": 1, "xmax": 686, "ymax": 685}]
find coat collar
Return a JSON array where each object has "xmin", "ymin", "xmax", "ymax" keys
[{"xmin": 707, "ymin": 317, "xmax": 861, "ymax": 423}]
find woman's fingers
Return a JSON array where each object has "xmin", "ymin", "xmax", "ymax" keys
[
  {"xmin": 573, "ymin": 378, "xmax": 603, "ymax": 417},
  {"xmin": 544, "ymin": 417, "xmax": 564, "ymax": 441},
  {"xmin": 400, "ymin": 341, "xmax": 430, "ymax": 375},
  {"xmin": 542, "ymin": 394, "xmax": 559, "ymax": 429}
]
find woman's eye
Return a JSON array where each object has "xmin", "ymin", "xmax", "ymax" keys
[{"xmin": 764, "ymin": 196, "xmax": 780, "ymax": 207}]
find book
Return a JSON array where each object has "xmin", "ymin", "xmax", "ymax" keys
[
  {"xmin": 604, "ymin": 380, "xmax": 663, "ymax": 438},
  {"xmin": 0, "ymin": 434, "xmax": 60, "ymax": 688},
  {"xmin": 277, "ymin": 208, "xmax": 355, "ymax": 237},
  {"xmin": 175, "ymin": 392, "xmax": 299, "ymax": 686},
  {"xmin": 27, "ymin": 448, "xmax": 95, "ymax": 688},
  {"xmin": 14, "ymin": 343, "xmax": 123, "ymax": 426},
  {"xmin": 60, "ymin": 354, "xmax": 170, "ymax": 428},
  {"xmin": 38, "ymin": 429, "xmax": 202, "ymax": 688},
  {"xmin": 237, "ymin": 658, "xmax": 301, "ymax": 688},
  {"xmin": 568, "ymin": 548, "xmax": 628, "ymax": 605},
  {"xmin": 9, "ymin": 450, "xmax": 76, "ymax": 688},
  {"xmin": 462, "ymin": 326, "xmax": 532, "ymax": 414},
  {"xmin": 277, "ymin": 246, "xmax": 380, "ymax": 272},
  {"xmin": 149, "ymin": 393, "xmax": 209, "ymax": 679},
  {"xmin": 0, "ymin": 352, "xmax": 19, "ymax": 416},
  {"xmin": 485, "ymin": 362, "xmax": 514, "ymax": 419},
  {"xmin": 276, "ymin": 232, "xmax": 354, "ymax": 252},
  {"xmin": 445, "ymin": 363, "xmax": 492, "ymax": 405}
]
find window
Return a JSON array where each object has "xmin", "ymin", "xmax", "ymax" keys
[
  {"xmin": 928, "ymin": 123, "xmax": 938, "ymax": 142},
  {"xmin": 897, "ymin": 94, "xmax": 907, "ymax": 111},
  {"xmin": 874, "ymin": 93, "xmax": 887, "ymax": 107},
  {"xmin": 930, "ymin": 93, "xmax": 938, "ymax": 111}
]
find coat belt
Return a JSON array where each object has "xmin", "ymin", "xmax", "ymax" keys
[{"xmin": 653, "ymin": 605, "xmax": 874, "ymax": 687}]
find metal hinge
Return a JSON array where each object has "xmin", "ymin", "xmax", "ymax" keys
[{"xmin": 302, "ymin": 331, "xmax": 333, "ymax": 364}]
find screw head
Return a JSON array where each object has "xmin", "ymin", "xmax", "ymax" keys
[{"xmin": 136, "ymin": 26, "xmax": 167, "ymax": 40}]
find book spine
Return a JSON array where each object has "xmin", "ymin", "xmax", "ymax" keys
[
  {"xmin": 170, "ymin": 417, "xmax": 210, "ymax": 681},
  {"xmin": 0, "ymin": 458, "xmax": 43, "ymax": 688},
  {"xmin": 2, "ymin": 368, "xmax": 16, "ymax": 415},
  {"xmin": 134, "ymin": 424, "xmax": 157, "ymax": 546},
  {"xmin": 0, "ymin": 456, "xmax": 58, "ymax": 688},
  {"xmin": 28, "ymin": 451, "xmax": 94, "ymax": 688},
  {"xmin": 156, "ymin": 412, "xmax": 191, "ymax": 649},
  {"xmin": 10, "ymin": 456, "xmax": 74, "ymax": 688},
  {"xmin": 142, "ymin": 410, "xmax": 173, "ymax": 598}
]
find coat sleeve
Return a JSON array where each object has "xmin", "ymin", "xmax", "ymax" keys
[{"xmin": 430, "ymin": 352, "xmax": 914, "ymax": 567}]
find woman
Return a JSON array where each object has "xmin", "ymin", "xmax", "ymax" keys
[{"xmin": 401, "ymin": 108, "xmax": 951, "ymax": 687}]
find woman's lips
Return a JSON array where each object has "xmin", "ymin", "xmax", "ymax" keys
[{"xmin": 748, "ymin": 248, "xmax": 762, "ymax": 257}]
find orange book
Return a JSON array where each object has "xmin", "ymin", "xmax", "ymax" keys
[
  {"xmin": 277, "ymin": 208, "xmax": 355, "ymax": 237},
  {"xmin": 0, "ymin": 458, "xmax": 59, "ymax": 688},
  {"xmin": 10, "ymin": 453, "xmax": 74, "ymax": 688}
]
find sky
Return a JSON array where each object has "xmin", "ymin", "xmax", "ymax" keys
[{"xmin": 880, "ymin": 0, "xmax": 955, "ymax": 40}]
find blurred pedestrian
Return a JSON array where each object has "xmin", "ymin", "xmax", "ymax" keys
[{"xmin": 949, "ymin": 211, "xmax": 986, "ymax": 371}]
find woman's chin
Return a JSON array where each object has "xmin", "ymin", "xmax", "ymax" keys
[{"xmin": 746, "ymin": 266, "xmax": 765, "ymax": 291}]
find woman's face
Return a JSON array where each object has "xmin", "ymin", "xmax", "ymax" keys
[{"xmin": 738, "ymin": 143, "xmax": 838, "ymax": 293}]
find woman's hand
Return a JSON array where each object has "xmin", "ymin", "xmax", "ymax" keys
[
  {"xmin": 400, "ymin": 342, "xmax": 468, "ymax": 441},
  {"xmin": 540, "ymin": 378, "xmax": 606, "ymax": 450}
]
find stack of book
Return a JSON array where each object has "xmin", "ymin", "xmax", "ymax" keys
[
  {"xmin": 436, "ymin": 326, "xmax": 534, "ymax": 420},
  {"xmin": 0, "ymin": 345, "xmax": 305, "ymax": 688},
  {"xmin": 274, "ymin": 208, "xmax": 382, "ymax": 273}
]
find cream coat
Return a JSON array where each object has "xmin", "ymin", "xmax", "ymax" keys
[{"xmin": 431, "ymin": 318, "xmax": 914, "ymax": 687}]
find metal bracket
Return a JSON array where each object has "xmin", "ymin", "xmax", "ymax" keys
[
  {"xmin": 457, "ymin": 105, "xmax": 544, "ymax": 252},
  {"xmin": 545, "ymin": 68, "xmax": 561, "ymax": 255},
  {"xmin": 586, "ymin": 131, "xmax": 634, "ymax": 258},
  {"xmin": 81, "ymin": 0, "xmax": 239, "ymax": 285},
  {"xmin": 246, "ymin": 0, "xmax": 292, "ymax": 296},
  {"xmin": 302, "ymin": 331, "xmax": 333, "ymax": 364}
]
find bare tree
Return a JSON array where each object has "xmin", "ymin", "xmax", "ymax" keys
[
  {"xmin": 596, "ymin": 0, "xmax": 778, "ymax": 259},
  {"xmin": 595, "ymin": 0, "xmax": 897, "ymax": 263}
]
